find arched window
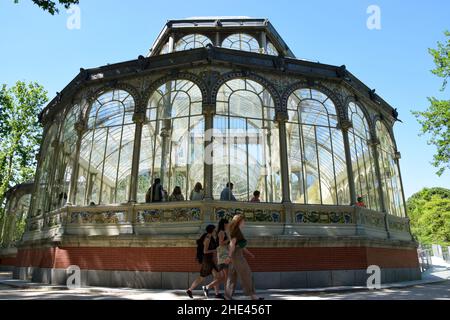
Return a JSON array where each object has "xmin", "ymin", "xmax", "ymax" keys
[
  {"xmin": 376, "ymin": 121, "xmax": 405, "ymax": 217},
  {"xmin": 222, "ymin": 34, "xmax": 260, "ymax": 53},
  {"xmin": 76, "ymin": 90, "xmax": 135, "ymax": 205},
  {"xmin": 286, "ymin": 89, "xmax": 349, "ymax": 205},
  {"xmin": 33, "ymin": 123, "xmax": 59, "ymax": 216},
  {"xmin": 348, "ymin": 102, "xmax": 379, "ymax": 210},
  {"xmin": 175, "ymin": 34, "xmax": 212, "ymax": 52},
  {"xmin": 138, "ymin": 80, "xmax": 204, "ymax": 202},
  {"xmin": 266, "ymin": 42, "xmax": 279, "ymax": 56},
  {"xmin": 213, "ymin": 79, "xmax": 281, "ymax": 202},
  {"xmin": 50, "ymin": 105, "xmax": 80, "ymax": 210}
]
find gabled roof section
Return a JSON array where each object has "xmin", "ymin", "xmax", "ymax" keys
[{"xmin": 148, "ymin": 17, "xmax": 296, "ymax": 58}]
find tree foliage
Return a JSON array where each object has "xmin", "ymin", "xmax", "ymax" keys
[
  {"xmin": 16, "ymin": 0, "xmax": 79, "ymax": 15},
  {"xmin": 0, "ymin": 81, "xmax": 47, "ymax": 215},
  {"xmin": 407, "ymin": 187, "xmax": 450, "ymax": 246},
  {"xmin": 412, "ymin": 31, "xmax": 450, "ymax": 176}
]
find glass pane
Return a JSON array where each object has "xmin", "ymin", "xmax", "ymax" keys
[
  {"xmin": 287, "ymin": 88, "xmax": 349, "ymax": 205},
  {"xmin": 76, "ymin": 90, "xmax": 135, "ymax": 205},
  {"xmin": 213, "ymin": 79, "xmax": 281, "ymax": 203},
  {"xmin": 139, "ymin": 81, "xmax": 204, "ymax": 202}
]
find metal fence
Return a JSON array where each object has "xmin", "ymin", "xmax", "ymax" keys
[{"xmin": 418, "ymin": 243, "xmax": 450, "ymax": 272}]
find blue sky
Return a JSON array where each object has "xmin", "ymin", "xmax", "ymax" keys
[{"xmin": 1, "ymin": 0, "xmax": 449, "ymax": 198}]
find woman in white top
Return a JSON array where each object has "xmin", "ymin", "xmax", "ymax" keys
[{"xmin": 190, "ymin": 182, "xmax": 205, "ymax": 201}]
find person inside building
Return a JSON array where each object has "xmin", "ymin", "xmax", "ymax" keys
[
  {"xmin": 145, "ymin": 178, "xmax": 164, "ymax": 203},
  {"xmin": 250, "ymin": 191, "xmax": 261, "ymax": 203},
  {"xmin": 220, "ymin": 182, "xmax": 237, "ymax": 201},
  {"xmin": 190, "ymin": 182, "xmax": 205, "ymax": 201},
  {"xmin": 169, "ymin": 186, "xmax": 185, "ymax": 202},
  {"xmin": 356, "ymin": 196, "xmax": 366, "ymax": 208}
]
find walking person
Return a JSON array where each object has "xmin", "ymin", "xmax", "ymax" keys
[
  {"xmin": 186, "ymin": 225, "xmax": 223, "ymax": 299},
  {"xmin": 225, "ymin": 214, "xmax": 263, "ymax": 300},
  {"xmin": 216, "ymin": 219, "xmax": 231, "ymax": 289},
  {"xmin": 190, "ymin": 182, "xmax": 205, "ymax": 200}
]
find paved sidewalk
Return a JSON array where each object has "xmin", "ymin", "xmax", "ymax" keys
[{"xmin": 0, "ymin": 268, "xmax": 449, "ymax": 300}]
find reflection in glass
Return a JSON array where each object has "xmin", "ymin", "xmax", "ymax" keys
[
  {"xmin": 213, "ymin": 79, "xmax": 281, "ymax": 203},
  {"xmin": 287, "ymin": 89, "xmax": 349, "ymax": 205}
]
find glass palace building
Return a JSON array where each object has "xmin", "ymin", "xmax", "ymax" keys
[{"xmin": 0, "ymin": 17, "xmax": 420, "ymax": 288}]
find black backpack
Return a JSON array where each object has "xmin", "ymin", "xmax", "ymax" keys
[
  {"xmin": 196, "ymin": 234, "xmax": 206, "ymax": 263},
  {"xmin": 196, "ymin": 234, "xmax": 218, "ymax": 263}
]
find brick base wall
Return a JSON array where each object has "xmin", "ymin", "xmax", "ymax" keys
[
  {"xmin": 15, "ymin": 246, "xmax": 420, "ymax": 272},
  {"xmin": 0, "ymin": 256, "xmax": 17, "ymax": 266}
]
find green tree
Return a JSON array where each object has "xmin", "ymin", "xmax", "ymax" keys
[
  {"xmin": 413, "ymin": 31, "xmax": 450, "ymax": 176},
  {"xmin": 407, "ymin": 187, "xmax": 450, "ymax": 246},
  {"xmin": 0, "ymin": 81, "xmax": 47, "ymax": 241},
  {"xmin": 14, "ymin": 0, "xmax": 79, "ymax": 15}
]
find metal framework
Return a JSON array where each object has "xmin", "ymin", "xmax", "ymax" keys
[{"xmin": 1, "ymin": 17, "xmax": 411, "ymax": 249}]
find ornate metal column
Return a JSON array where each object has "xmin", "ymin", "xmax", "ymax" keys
[
  {"xmin": 276, "ymin": 111, "xmax": 291, "ymax": 204},
  {"xmin": 67, "ymin": 120, "xmax": 86, "ymax": 206},
  {"xmin": 203, "ymin": 103, "xmax": 215, "ymax": 201},
  {"xmin": 128, "ymin": 112, "xmax": 145, "ymax": 203},
  {"xmin": 340, "ymin": 120, "xmax": 357, "ymax": 205},
  {"xmin": 260, "ymin": 31, "xmax": 267, "ymax": 54}
]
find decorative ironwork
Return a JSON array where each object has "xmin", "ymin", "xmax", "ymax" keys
[
  {"xmin": 44, "ymin": 214, "xmax": 61, "ymax": 228},
  {"xmin": 28, "ymin": 219, "xmax": 43, "ymax": 231},
  {"xmin": 295, "ymin": 211, "xmax": 353, "ymax": 224},
  {"xmin": 215, "ymin": 208, "xmax": 282, "ymax": 223},
  {"xmin": 136, "ymin": 208, "xmax": 201, "ymax": 223},
  {"xmin": 388, "ymin": 217, "xmax": 409, "ymax": 232},
  {"xmin": 70, "ymin": 211, "xmax": 126, "ymax": 224}
]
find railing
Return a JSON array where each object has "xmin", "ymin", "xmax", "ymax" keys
[{"xmin": 20, "ymin": 201, "xmax": 413, "ymax": 241}]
